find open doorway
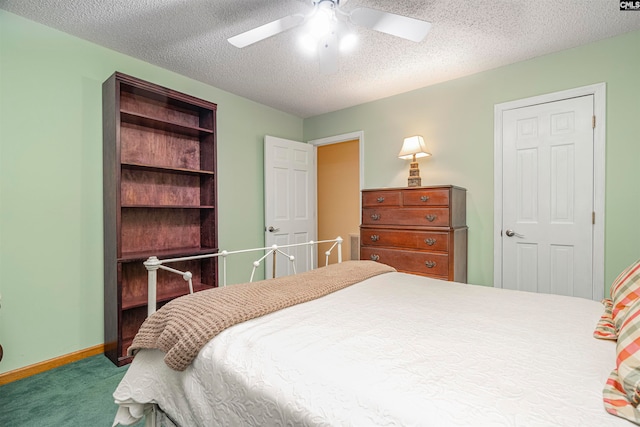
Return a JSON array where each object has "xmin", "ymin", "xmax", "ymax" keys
[
  {"xmin": 316, "ymin": 140, "xmax": 360, "ymax": 265},
  {"xmin": 310, "ymin": 131, "xmax": 363, "ymax": 266}
]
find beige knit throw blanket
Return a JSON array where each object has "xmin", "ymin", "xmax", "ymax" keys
[{"xmin": 129, "ymin": 260, "xmax": 396, "ymax": 371}]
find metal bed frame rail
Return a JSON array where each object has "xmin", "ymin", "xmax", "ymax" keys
[{"xmin": 143, "ymin": 237, "xmax": 344, "ymax": 316}]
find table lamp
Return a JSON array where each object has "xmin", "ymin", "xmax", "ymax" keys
[{"xmin": 398, "ymin": 135, "xmax": 431, "ymax": 187}]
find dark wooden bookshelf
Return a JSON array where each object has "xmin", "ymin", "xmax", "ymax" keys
[{"xmin": 103, "ymin": 72, "xmax": 218, "ymax": 366}]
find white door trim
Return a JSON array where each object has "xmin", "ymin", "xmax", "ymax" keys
[
  {"xmin": 309, "ymin": 130, "xmax": 365, "ymax": 219},
  {"xmin": 308, "ymin": 131, "xmax": 364, "ymax": 262},
  {"xmin": 308, "ymin": 130, "xmax": 365, "ymax": 192},
  {"xmin": 493, "ymin": 83, "xmax": 606, "ymax": 300}
]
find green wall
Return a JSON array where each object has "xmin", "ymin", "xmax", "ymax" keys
[
  {"xmin": 304, "ymin": 30, "xmax": 640, "ymax": 291},
  {"xmin": 0, "ymin": 10, "xmax": 303, "ymax": 374}
]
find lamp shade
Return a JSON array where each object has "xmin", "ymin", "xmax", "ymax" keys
[{"xmin": 398, "ymin": 135, "xmax": 431, "ymax": 159}]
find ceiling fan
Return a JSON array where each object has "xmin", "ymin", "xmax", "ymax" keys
[{"xmin": 227, "ymin": 0, "xmax": 432, "ymax": 74}]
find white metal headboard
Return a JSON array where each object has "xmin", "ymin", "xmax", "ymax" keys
[{"xmin": 143, "ymin": 237, "xmax": 343, "ymax": 316}]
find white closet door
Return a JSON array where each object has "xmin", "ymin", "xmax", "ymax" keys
[{"xmin": 501, "ymin": 95, "xmax": 594, "ymax": 298}]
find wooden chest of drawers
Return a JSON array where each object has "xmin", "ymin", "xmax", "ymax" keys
[{"xmin": 360, "ymin": 186, "xmax": 467, "ymax": 282}]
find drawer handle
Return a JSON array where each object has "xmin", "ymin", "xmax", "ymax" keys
[
  {"xmin": 376, "ymin": 196, "xmax": 385, "ymax": 203},
  {"xmin": 425, "ymin": 261, "xmax": 437, "ymax": 268},
  {"xmin": 370, "ymin": 214, "xmax": 381, "ymax": 221},
  {"xmin": 424, "ymin": 238, "xmax": 436, "ymax": 246},
  {"xmin": 370, "ymin": 235, "xmax": 380, "ymax": 242},
  {"xmin": 425, "ymin": 214, "xmax": 437, "ymax": 222},
  {"xmin": 370, "ymin": 254, "xmax": 380, "ymax": 261},
  {"xmin": 420, "ymin": 195, "xmax": 430, "ymax": 202}
]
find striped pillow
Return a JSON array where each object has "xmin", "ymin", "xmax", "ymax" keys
[
  {"xmin": 604, "ymin": 298, "xmax": 640, "ymax": 423},
  {"xmin": 594, "ymin": 298, "xmax": 617, "ymax": 340},
  {"xmin": 594, "ymin": 259, "xmax": 640, "ymax": 341},
  {"xmin": 604, "ymin": 369, "xmax": 640, "ymax": 424},
  {"xmin": 610, "ymin": 259, "xmax": 640, "ymax": 334}
]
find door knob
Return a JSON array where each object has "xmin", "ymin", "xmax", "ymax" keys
[
  {"xmin": 267, "ymin": 226, "xmax": 280, "ymax": 232},
  {"xmin": 505, "ymin": 229, "xmax": 524, "ymax": 238}
]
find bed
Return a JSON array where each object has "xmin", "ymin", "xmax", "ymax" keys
[{"xmin": 110, "ymin": 253, "xmax": 640, "ymax": 427}]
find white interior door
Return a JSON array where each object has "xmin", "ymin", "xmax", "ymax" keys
[
  {"xmin": 264, "ymin": 136, "xmax": 316, "ymax": 279},
  {"xmin": 501, "ymin": 95, "xmax": 594, "ymax": 298}
]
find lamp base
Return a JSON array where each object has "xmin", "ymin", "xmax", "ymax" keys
[
  {"xmin": 407, "ymin": 161, "xmax": 421, "ymax": 187},
  {"xmin": 408, "ymin": 176, "xmax": 421, "ymax": 187}
]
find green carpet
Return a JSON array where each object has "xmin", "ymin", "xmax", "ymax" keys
[{"xmin": 0, "ymin": 354, "xmax": 144, "ymax": 427}]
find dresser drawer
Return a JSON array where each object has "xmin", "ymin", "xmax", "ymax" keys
[
  {"xmin": 362, "ymin": 191, "xmax": 401, "ymax": 207},
  {"xmin": 362, "ymin": 207, "xmax": 450, "ymax": 227},
  {"xmin": 402, "ymin": 188, "xmax": 450, "ymax": 206},
  {"xmin": 361, "ymin": 247, "xmax": 449, "ymax": 277},
  {"xmin": 361, "ymin": 228, "xmax": 449, "ymax": 252}
]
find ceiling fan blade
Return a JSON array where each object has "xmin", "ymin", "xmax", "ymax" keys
[
  {"xmin": 349, "ymin": 8, "xmax": 431, "ymax": 42},
  {"xmin": 228, "ymin": 14, "xmax": 305, "ymax": 48},
  {"xmin": 317, "ymin": 32, "xmax": 338, "ymax": 75}
]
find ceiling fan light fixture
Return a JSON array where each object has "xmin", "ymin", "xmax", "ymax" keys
[
  {"xmin": 228, "ymin": 0, "xmax": 431, "ymax": 74},
  {"xmin": 299, "ymin": 2, "xmax": 340, "ymax": 57},
  {"xmin": 307, "ymin": 6, "xmax": 336, "ymax": 39}
]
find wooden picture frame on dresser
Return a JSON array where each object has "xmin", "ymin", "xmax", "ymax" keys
[
  {"xmin": 103, "ymin": 72, "xmax": 218, "ymax": 366},
  {"xmin": 360, "ymin": 186, "xmax": 467, "ymax": 282}
]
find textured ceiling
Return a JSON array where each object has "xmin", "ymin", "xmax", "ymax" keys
[{"xmin": 2, "ymin": 0, "xmax": 639, "ymax": 118}]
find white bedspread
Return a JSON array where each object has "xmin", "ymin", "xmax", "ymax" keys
[{"xmin": 113, "ymin": 272, "xmax": 626, "ymax": 426}]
